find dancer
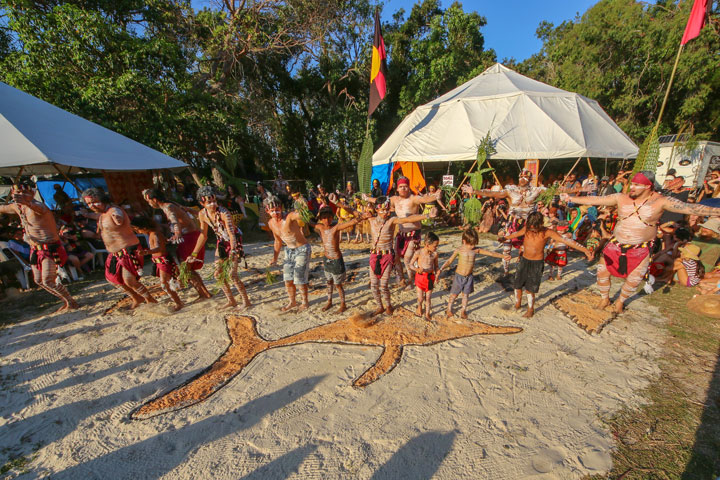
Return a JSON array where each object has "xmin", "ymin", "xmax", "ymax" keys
[
  {"xmin": 545, "ymin": 223, "xmax": 571, "ymax": 280},
  {"xmin": 438, "ymin": 228, "xmax": 508, "ymax": 318},
  {"xmin": 314, "ymin": 206, "xmax": 366, "ymax": 313},
  {"xmin": 364, "ymin": 176, "xmax": 442, "ymax": 287},
  {"xmin": 560, "ymin": 170, "xmax": 720, "ymax": 313},
  {"xmin": 189, "ymin": 186, "xmax": 251, "ymax": 310},
  {"xmin": 0, "ymin": 181, "xmax": 78, "ymax": 312},
  {"xmin": 142, "ymin": 188, "xmax": 211, "ymax": 301},
  {"xmin": 82, "ymin": 187, "xmax": 157, "ymax": 309},
  {"xmin": 462, "ymin": 169, "xmax": 546, "ymax": 275},
  {"xmin": 367, "ymin": 196, "xmax": 435, "ymax": 315},
  {"xmin": 410, "ymin": 232, "xmax": 440, "ymax": 320},
  {"xmin": 501, "ymin": 211, "xmax": 592, "ymax": 318},
  {"xmin": 266, "ymin": 196, "xmax": 312, "ymax": 312},
  {"xmin": 131, "ymin": 216, "xmax": 184, "ymax": 311}
]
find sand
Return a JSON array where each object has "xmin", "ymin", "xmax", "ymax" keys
[{"xmin": 0, "ymin": 235, "xmax": 667, "ymax": 479}]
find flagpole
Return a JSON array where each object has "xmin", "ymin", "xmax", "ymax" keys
[{"xmin": 654, "ymin": 43, "xmax": 685, "ymax": 132}]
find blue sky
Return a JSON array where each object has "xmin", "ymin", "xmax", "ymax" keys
[{"xmin": 380, "ymin": 0, "xmax": 599, "ymax": 61}]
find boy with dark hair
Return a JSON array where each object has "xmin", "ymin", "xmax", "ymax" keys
[
  {"xmin": 410, "ymin": 232, "xmax": 440, "ymax": 320},
  {"xmin": 439, "ymin": 228, "xmax": 508, "ymax": 318},
  {"xmin": 501, "ymin": 211, "xmax": 592, "ymax": 318},
  {"xmin": 314, "ymin": 206, "xmax": 367, "ymax": 313},
  {"xmin": 132, "ymin": 216, "xmax": 184, "ymax": 312}
]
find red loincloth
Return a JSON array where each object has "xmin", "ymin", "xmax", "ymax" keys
[
  {"xmin": 152, "ymin": 255, "xmax": 177, "ymax": 277},
  {"xmin": 415, "ymin": 272, "xmax": 436, "ymax": 292},
  {"xmin": 29, "ymin": 242, "xmax": 68, "ymax": 274},
  {"xmin": 395, "ymin": 229, "xmax": 421, "ymax": 257},
  {"xmin": 505, "ymin": 216, "xmax": 525, "ymax": 249},
  {"xmin": 370, "ymin": 251, "xmax": 394, "ymax": 278},
  {"xmin": 602, "ymin": 240, "xmax": 651, "ymax": 279},
  {"xmin": 176, "ymin": 230, "xmax": 204, "ymax": 270},
  {"xmin": 105, "ymin": 247, "xmax": 144, "ymax": 286},
  {"xmin": 545, "ymin": 249, "xmax": 567, "ymax": 267}
]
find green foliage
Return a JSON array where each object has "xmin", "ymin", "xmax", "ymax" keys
[
  {"xmin": 519, "ymin": 0, "xmax": 720, "ymax": 142},
  {"xmin": 177, "ymin": 261, "xmax": 193, "ymax": 288},
  {"xmin": 632, "ymin": 127, "xmax": 660, "ymax": 174},
  {"xmin": 537, "ymin": 184, "xmax": 559, "ymax": 205},
  {"xmin": 357, "ymin": 134, "xmax": 374, "ymax": 194},
  {"xmin": 215, "ymin": 257, "xmax": 233, "ymax": 287},
  {"xmin": 294, "ymin": 200, "xmax": 314, "ymax": 225},
  {"xmin": 463, "ymin": 197, "xmax": 483, "ymax": 225},
  {"xmin": 265, "ymin": 267, "xmax": 278, "ymax": 285}
]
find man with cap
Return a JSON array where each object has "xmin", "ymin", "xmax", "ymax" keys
[
  {"xmin": 598, "ymin": 176, "xmax": 614, "ymax": 196},
  {"xmin": 561, "ymin": 171, "xmax": 720, "ymax": 313},
  {"xmin": 363, "ymin": 176, "xmax": 442, "ymax": 287},
  {"xmin": 1, "ymin": 181, "xmax": 79, "ymax": 312},
  {"xmin": 462, "ymin": 168, "xmax": 546, "ymax": 275}
]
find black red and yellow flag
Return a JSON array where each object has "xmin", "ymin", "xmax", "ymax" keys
[{"xmin": 368, "ymin": 9, "xmax": 387, "ymax": 117}]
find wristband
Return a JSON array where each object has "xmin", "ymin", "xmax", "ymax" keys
[{"xmin": 191, "ymin": 252, "xmax": 198, "ymax": 258}]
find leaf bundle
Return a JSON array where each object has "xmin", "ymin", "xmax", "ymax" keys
[
  {"xmin": 265, "ymin": 267, "xmax": 278, "ymax": 285},
  {"xmin": 357, "ymin": 134, "xmax": 374, "ymax": 194},
  {"xmin": 294, "ymin": 200, "xmax": 314, "ymax": 225},
  {"xmin": 537, "ymin": 184, "xmax": 559, "ymax": 205},
  {"xmin": 215, "ymin": 257, "xmax": 234, "ymax": 287},
  {"xmin": 177, "ymin": 261, "xmax": 193, "ymax": 288},
  {"xmin": 632, "ymin": 128, "xmax": 660, "ymax": 175},
  {"xmin": 463, "ymin": 198, "xmax": 483, "ymax": 225}
]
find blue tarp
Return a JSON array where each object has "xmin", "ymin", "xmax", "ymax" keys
[
  {"xmin": 37, "ymin": 178, "xmax": 107, "ymax": 209},
  {"xmin": 370, "ymin": 163, "xmax": 393, "ymax": 195}
]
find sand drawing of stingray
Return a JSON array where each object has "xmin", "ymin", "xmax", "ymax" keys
[{"xmin": 131, "ymin": 308, "xmax": 523, "ymax": 419}]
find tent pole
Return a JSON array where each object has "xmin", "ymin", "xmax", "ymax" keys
[
  {"xmin": 51, "ymin": 163, "xmax": 82, "ymax": 192},
  {"xmin": 13, "ymin": 166, "xmax": 25, "ymax": 184},
  {"xmin": 486, "ymin": 158, "xmax": 502, "ymax": 187},
  {"xmin": 560, "ymin": 157, "xmax": 582, "ymax": 190},
  {"xmin": 587, "ymin": 158, "xmax": 595, "ymax": 177}
]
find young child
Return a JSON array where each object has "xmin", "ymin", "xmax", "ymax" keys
[
  {"xmin": 336, "ymin": 197, "xmax": 355, "ymax": 243},
  {"xmin": 410, "ymin": 232, "xmax": 440, "ymax": 320},
  {"xmin": 314, "ymin": 206, "xmax": 365, "ymax": 313},
  {"xmin": 439, "ymin": 228, "xmax": 508, "ymax": 318},
  {"xmin": 131, "ymin": 216, "xmax": 184, "ymax": 312},
  {"xmin": 545, "ymin": 223, "xmax": 570, "ymax": 280},
  {"xmin": 501, "ymin": 211, "xmax": 593, "ymax": 318},
  {"xmin": 671, "ymin": 243, "xmax": 703, "ymax": 287},
  {"xmin": 367, "ymin": 196, "xmax": 433, "ymax": 315}
]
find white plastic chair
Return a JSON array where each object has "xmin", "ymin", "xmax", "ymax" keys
[
  {"xmin": 88, "ymin": 242, "xmax": 108, "ymax": 271},
  {"xmin": 0, "ymin": 241, "xmax": 32, "ymax": 289}
]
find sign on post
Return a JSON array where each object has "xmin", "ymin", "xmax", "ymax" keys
[{"xmin": 442, "ymin": 175, "xmax": 454, "ymax": 186}]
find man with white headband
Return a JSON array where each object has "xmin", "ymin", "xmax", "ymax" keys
[
  {"xmin": 364, "ymin": 176, "xmax": 442, "ymax": 287},
  {"xmin": 561, "ymin": 171, "xmax": 720, "ymax": 313},
  {"xmin": 462, "ymin": 168, "xmax": 546, "ymax": 275},
  {"xmin": 0, "ymin": 181, "xmax": 78, "ymax": 312}
]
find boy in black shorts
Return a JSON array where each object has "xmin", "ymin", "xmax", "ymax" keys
[{"xmin": 500, "ymin": 211, "xmax": 592, "ymax": 317}]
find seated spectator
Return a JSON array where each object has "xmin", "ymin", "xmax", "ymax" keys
[
  {"xmin": 53, "ymin": 184, "xmax": 71, "ymax": 209},
  {"xmin": 671, "ymin": 244, "xmax": 703, "ymax": 287},
  {"xmin": 6, "ymin": 228, "xmax": 31, "ymax": 261}
]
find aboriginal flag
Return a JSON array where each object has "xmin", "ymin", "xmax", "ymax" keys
[{"xmin": 368, "ymin": 9, "xmax": 388, "ymax": 117}]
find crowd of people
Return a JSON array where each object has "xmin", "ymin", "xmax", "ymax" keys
[{"xmin": 1, "ymin": 166, "xmax": 719, "ymax": 321}]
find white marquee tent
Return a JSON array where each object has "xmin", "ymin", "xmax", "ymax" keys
[
  {"xmin": 0, "ymin": 81, "xmax": 187, "ymax": 176},
  {"xmin": 372, "ymin": 63, "xmax": 638, "ymax": 171}
]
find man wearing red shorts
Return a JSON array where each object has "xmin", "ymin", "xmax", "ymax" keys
[
  {"xmin": 561, "ymin": 171, "xmax": 720, "ymax": 313},
  {"xmin": 0, "ymin": 181, "xmax": 78, "ymax": 313}
]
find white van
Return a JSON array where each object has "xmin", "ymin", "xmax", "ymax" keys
[{"xmin": 656, "ymin": 135, "xmax": 720, "ymax": 188}]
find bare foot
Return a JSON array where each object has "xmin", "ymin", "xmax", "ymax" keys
[
  {"xmin": 321, "ymin": 301, "xmax": 333, "ymax": 312},
  {"xmin": 514, "ymin": 300, "xmax": 522, "ymax": 310},
  {"xmin": 281, "ymin": 302, "xmax": 298, "ymax": 312},
  {"xmin": 460, "ymin": 310, "xmax": 468, "ymax": 319},
  {"xmin": 297, "ymin": 303, "xmax": 309, "ymax": 312},
  {"xmin": 547, "ymin": 276, "xmax": 555, "ymax": 281},
  {"xmin": 129, "ymin": 296, "xmax": 145, "ymax": 309},
  {"xmin": 556, "ymin": 276, "xmax": 562, "ymax": 281},
  {"xmin": 53, "ymin": 304, "xmax": 69, "ymax": 314},
  {"xmin": 371, "ymin": 307, "xmax": 385, "ymax": 316},
  {"xmin": 243, "ymin": 301, "xmax": 252, "ymax": 309},
  {"xmin": 385, "ymin": 305, "xmax": 394, "ymax": 315},
  {"xmin": 222, "ymin": 301, "xmax": 237, "ymax": 310},
  {"xmin": 613, "ymin": 299, "xmax": 625, "ymax": 314},
  {"xmin": 337, "ymin": 303, "xmax": 347, "ymax": 314},
  {"xmin": 446, "ymin": 309, "xmax": 454, "ymax": 318},
  {"xmin": 424, "ymin": 313, "xmax": 432, "ymax": 321},
  {"xmin": 523, "ymin": 308, "xmax": 534, "ymax": 318},
  {"xmin": 192, "ymin": 295, "xmax": 209, "ymax": 304},
  {"xmin": 169, "ymin": 303, "xmax": 183, "ymax": 312},
  {"xmin": 596, "ymin": 297, "xmax": 610, "ymax": 309},
  {"xmin": 145, "ymin": 296, "xmax": 158, "ymax": 304},
  {"xmin": 416, "ymin": 306, "xmax": 423, "ymax": 316}
]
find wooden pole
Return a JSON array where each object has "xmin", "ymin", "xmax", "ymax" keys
[
  {"xmin": 13, "ymin": 166, "xmax": 25, "ymax": 184},
  {"xmin": 586, "ymin": 157, "xmax": 595, "ymax": 177},
  {"xmin": 51, "ymin": 163, "xmax": 82, "ymax": 192},
  {"xmin": 654, "ymin": 43, "xmax": 684, "ymax": 133},
  {"xmin": 560, "ymin": 156, "xmax": 583, "ymax": 188},
  {"xmin": 486, "ymin": 158, "xmax": 502, "ymax": 187}
]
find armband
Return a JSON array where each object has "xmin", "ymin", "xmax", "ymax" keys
[{"xmin": 191, "ymin": 252, "xmax": 198, "ymax": 258}]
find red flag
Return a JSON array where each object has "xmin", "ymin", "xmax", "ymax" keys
[
  {"xmin": 368, "ymin": 9, "xmax": 388, "ymax": 117},
  {"xmin": 681, "ymin": 0, "xmax": 710, "ymax": 45}
]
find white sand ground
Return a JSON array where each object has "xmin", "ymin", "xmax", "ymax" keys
[{"xmin": 0, "ymin": 235, "xmax": 667, "ymax": 479}]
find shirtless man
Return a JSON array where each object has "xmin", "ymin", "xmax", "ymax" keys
[
  {"xmin": 314, "ymin": 206, "xmax": 367, "ymax": 313},
  {"xmin": 142, "ymin": 188, "xmax": 211, "ymax": 301},
  {"xmin": 189, "ymin": 186, "xmax": 251, "ymax": 309},
  {"xmin": 0, "ymin": 181, "xmax": 78, "ymax": 312},
  {"xmin": 560, "ymin": 171, "xmax": 720, "ymax": 313},
  {"xmin": 367, "ymin": 196, "xmax": 435, "ymax": 315},
  {"xmin": 266, "ymin": 195, "xmax": 312, "ymax": 312},
  {"xmin": 462, "ymin": 169, "xmax": 546, "ymax": 275},
  {"xmin": 501, "ymin": 211, "xmax": 592, "ymax": 317},
  {"xmin": 81, "ymin": 188, "xmax": 156, "ymax": 309},
  {"xmin": 364, "ymin": 176, "xmax": 442, "ymax": 286}
]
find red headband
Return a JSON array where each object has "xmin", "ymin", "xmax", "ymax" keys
[
  {"xmin": 631, "ymin": 172, "xmax": 653, "ymax": 186},
  {"xmin": 396, "ymin": 177, "xmax": 410, "ymax": 187}
]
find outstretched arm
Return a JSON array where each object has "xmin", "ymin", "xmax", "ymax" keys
[
  {"xmin": 461, "ymin": 184, "xmax": 508, "ymax": 199},
  {"xmin": 474, "ymin": 247, "xmax": 508, "ymax": 260},
  {"xmin": 439, "ymin": 250, "xmax": 459, "ymax": 274},
  {"xmin": 393, "ymin": 213, "xmax": 430, "ymax": 225},
  {"xmin": 547, "ymin": 230, "xmax": 592, "ymax": 260},
  {"xmin": 499, "ymin": 226, "xmax": 527, "ymax": 242},
  {"xmin": 413, "ymin": 190, "xmax": 443, "ymax": 205},
  {"xmin": 663, "ymin": 196, "xmax": 720, "ymax": 217},
  {"xmin": 559, "ymin": 193, "xmax": 619, "ymax": 207},
  {"xmin": 335, "ymin": 218, "xmax": 361, "ymax": 231}
]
